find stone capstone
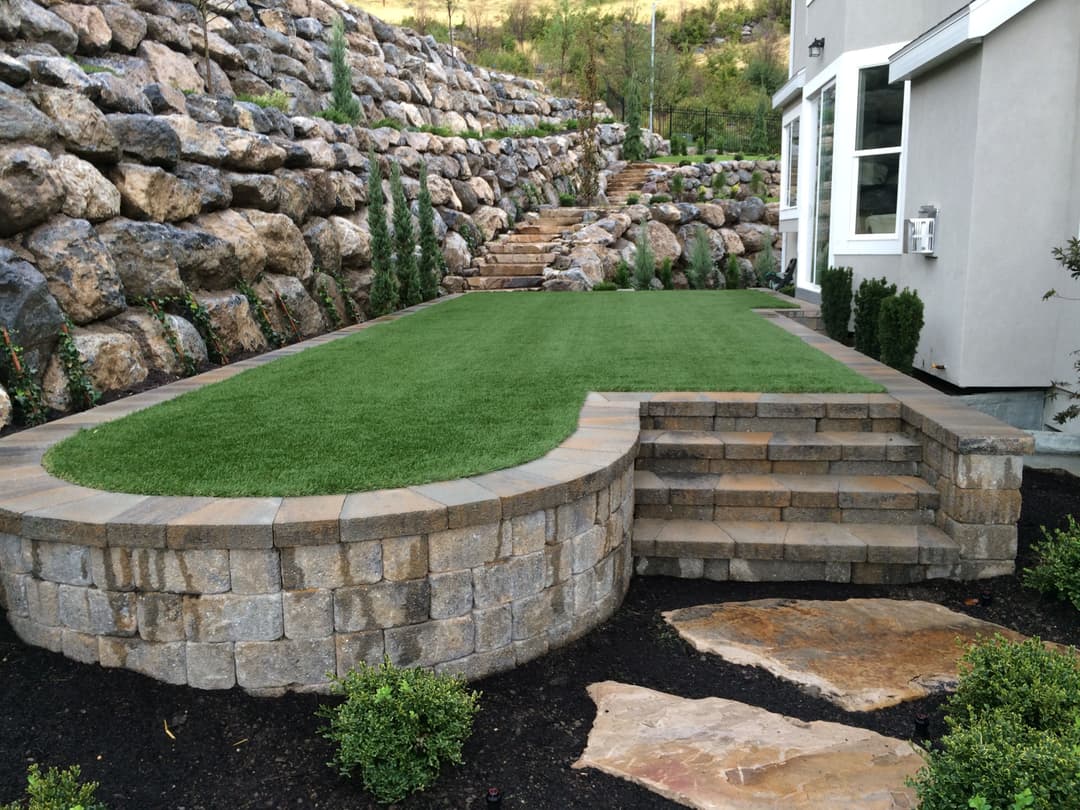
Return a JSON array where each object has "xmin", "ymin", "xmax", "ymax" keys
[
  {"xmin": 574, "ymin": 682, "xmax": 920, "ymax": 810},
  {"xmin": 664, "ymin": 599, "xmax": 1036, "ymax": 712}
]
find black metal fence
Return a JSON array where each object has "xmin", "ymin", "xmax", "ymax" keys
[{"xmin": 612, "ymin": 95, "xmax": 782, "ymax": 155}]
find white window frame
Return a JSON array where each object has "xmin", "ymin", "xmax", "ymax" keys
[{"xmin": 780, "ymin": 109, "xmax": 801, "ymax": 218}]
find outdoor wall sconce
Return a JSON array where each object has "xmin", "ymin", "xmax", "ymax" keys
[{"xmin": 809, "ymin": 38, "xmax": 825, "ymax": 58}]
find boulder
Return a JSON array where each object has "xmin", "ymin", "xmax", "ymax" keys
[
  {"xmin": 91, "ymin": 72, "xmax": 153, "ymax": 114},
  {"xmin": 191, "ymin": 291, "xmax": 267, "ymax": 354},
  {"xmin": 567, "ymin": 246, "xmax": 605, "ymax": 285},
  {"xmin": 253, "ymin": 273, "xmax": 325, "ymax": 339},
  {"xmin": 697, "ymin": 203, "xmax": 726, "ymax": 229},
  {"xmin": 674, "ymin": 203, "xmax": 699, "ymax": 224},
  {"xmin": 734, "ymin": 223, "xmax": 774, "ymax": 254},
  {"xmin": 160, "ymin": 115, "xmax": 229, "ymax": 165},
  {"xmin": 0, "ymin": 84, "xmax": 57, "ymax": 143},
  {"xmin": 137, "ymin": 40, "xmax": 201, "ymax": 92},
  {"xmin": 275, "ymin": 171, "xmax": 314, "ymax": 222},
  {"xmin": 219, "ymin": 128, "xmax": 287, "ymax": 172},
  {"xmin": 108, "ymin": 113, "xmax": 182, "ymax": 168},
  {"xmin": 171, "ymin": 227, "xmax": 240, "ymax": 291},
  {"xmin": 20, "ymin": 55, "xmax": 94, "ymax": 93},
  {"xmin": 468, "ymin": 176, "xmax": 495, "ymax": 206},
  {"xmin": 189, "ymin": 210, "xmax": 264, "ymax": 282},
  {"xmin": 572, "ymin": 223, "xmax": 616, "ymax": 248},
  {"xmin": 313, "ymin": 271, "xmax": 347, "ymax": 326},
  {"xmin": 471, "ymin": 205, "xmax": 508, "ymax": 241},
  {"xmin": 101, "ymin": 3, "xmax": 147, "ymax": 52},
  {"xmin": 110, "ymin": 163, "xmax": 202, "ymax": 222},
  {"xmin": 441, "ymin": 274, "xmax": 466, "ymax": 294},
  {"xmin": 425, "ymin": 174, "xmax": 459, "ymax": 208},
  {"xmin": 0, "ymin": 249, "xmax": 64, "ymax": 374},
  {"xmin": 31, "ymin": 87, "xmax": 120, "ymax": 162},
  {"xmin": 0, "ymin": 384, "xmax": 10, "ymax": 428},
  {"xmin": 14, "ymin": 0, "xmax": 77, "ymax": 54},
  {"xmin": 441, "ymin": 230, "xmax": 470, "ymax": 274},
  {"xmin": 0, "ymin": 146, "xmax": 64, "ymax": 237},
  {"xmin": 593, "ymin": 213, "xmax": 631, "ymax": 241},
  {"xmin": 105, "ymin": 308, "xmax": 208, "ymax": 376},
  {"xmin": 0, "ymin": 54, "xmax": 30, "ymax": 87},
  {"xmin": 54, "ymin": 155, "xmax": 121, "ymax": 222},
  {"xmin": 24, "ymin": 216, "xmax": 126, "ymax": 325},
  {"xmin": 241, "ymin": 210, "xmax": 313, "ymax": 281},
  {"xmin": 649, "ymin": 202, "xmax": 681, "ymax": 226},
  {"xmin": 623, "ymin": 204, "xmax": 650, "ymax": 224},
  {"xmin": 65, "ymin": 324, "xmax": 148, "ymax": 394},
  {"xmin": 719, "ymin": 228, "xmax": 745, "ymax": 257},
  {"xmin": 96, "ymin": 219, "xmax": 185, "ymax": 299},
  {"xmin": 635, "ymin": 221, "xmax": 682, "ymax": 268},
  {"xmin": 174, "ymin": 162, "xmax": 232, "ymax": 211},
  {"xmin": 303, "ymin": 219, "xmax": 341, "ymax": 275},
  {"xmin": 738, "ymin": 196, "xmax": 766, "ymax": 223},
  {"xmin": 226, "ymin": 172, "xmax": 279, "ymax": 210},
  {"xmin": 51, "ymin": 4, "xmax": 111, "ymax": 55},
  {"xmin": 450, "ymin": 179, "xmax": 478, "ymax": 213},
  {"xmin": 329, "ymin": 215, "xmax": 370, "ymax": 270}
]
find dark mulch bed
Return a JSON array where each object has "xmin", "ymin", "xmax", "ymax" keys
[{"xmin": 1, "ymin": 467, "xmax": 1077, "ymax": 809}]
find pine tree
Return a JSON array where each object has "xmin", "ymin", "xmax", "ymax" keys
[
  {"xmin": 367, "ymin": 152, "xmax": 398, "ymax": 316},
  {"xmin": 622, "ymin": 78, "xmax": 645, "ymax": 162},
  {"xmin": 390, "ymin": 163, "xmax": 422, "ymax": 308},
  {"xmin": 417, "ymin": 163, "xmax": 442, "ymax": 302},
  {"xmin": 328, "ymin": 18, "xmax": 362, "ymax": 124}
]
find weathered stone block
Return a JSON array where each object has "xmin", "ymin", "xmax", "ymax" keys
[
  {"xmin": 90, "ymin": 547, "xmax": 134, "ymax": 591},
  {"xmin": 545, "ymin": 542, "xmax": 571, "ymax": 587},
  {"xmin": 572, "ymin": 569, "xmax": 595, "ymax": 616},
  {"xmin": 99, "ymin": 637, "xmax": 187, "ymax": 685},
  {"xmin": 385, "ymin": 616, "xmax": 474, "ymax": 668},
  {"xmin": 593, "ymin": 554, "xmax": 615, "ymax": 602},
  {"xmin": 235, "ymin": 638, "xmax": 335, "ymax": 689},
  {"xmin": 497, "ymin": 520, "xmax": 513, "ymax": 560},
  {"xmin": 473, "ymin": 605, "xmax": 512, "ymax": 652},
  {"xmin": 9, "ymin": 615, "xmax": 63, "ymax": 653},
  {"xmin": 335, "ymin": 631, "xmax": 384, "ymax": 675},
  {"xmin": 511, "ymin": 591, "xmax": 552, "ymax": 641},
  {"xmin": 183, "ymin": 593, "xmax": 283, "ymax": 643},
  {"xmin": 131, "ymin": 549, "xmax": 230, "ymax": 594},
  {"xmin": 513, "ymin": 634, "xmax": 550, "ymax": 665},
  {"xmin": 958, "ymin": 559, "xmax": 1015, "ymax": 580},
  {"xmin": 509, "ymin": 552, "xmax": 545, "ymax": 601},
  {"xmin": 703, "ymin": 559, "xmax": 730, "ymax": 581},
  {"xmin": 137, "ymin": 592, "xmax": 184, "ymax": 642},
  {"xmin": 472, "ymin": 562, "xmax": 511, "ymax": 610},
  {"xmin": 280, "ymin": 542, "xmax": 381, "ymax": 590},
  {"xmin": 942, "ymin": 486, "xmax": 1022, "ymax": 525},
  {"xmin": 729, "ymin": 559, "xmax": 833, "ymax": 583},
  {"xmin": 0, "ymin": 533, "xmax": 30, "ymax": 573},
  {"xmin": 229, "ymin": 549, "xmax": 281, "ymax": 594},
  {"xmin": 0, "ymin": 572, "xmax": 27, "ymax": 615},
  {"xmin": 953, "ymin": 454, "xmax": 1023, "ymax": 490},
  {"xmin": 333, "ymin": 579, "xmax": 429, "ymax": 632},
  {"xmin": 32, "ymin": 541, "xmax": 91, "ymax": 585},
  {"xmin": 25, "ymin": 578, "xmax": 59, "ymax": 625},
  {"xmin": 283, "ymin": 589, "xmax": 333, "ymax": 639},
  {"xmin": 430, "ymin": 569, "xmax": 473, "ymax": 619},
  {"xmin": 556, "ymin": 495, "xmax": 596, "ymax": 542},
  {"xmin": 61, "ymin": 629, "xmax": 99, "ymax": 664},
  {"xmin": 571, "ymin": 525, "xmax": 606, "ymax": 574},
  {"xmin": 940, "ymin": 517, "xmax": 1018, "ymax": 561},
  {"xmin": 435, "ymin": 647, "xmax": 516, "ymax": 681},
  {"xmin": 427, "ymin": 522, "xmax": 500, "ymax": 573},
  {"xmin": 634, "ymin": 557, "xmax": 704, "ymax": 578},
  {"xmin": 381, "ymin": 535, "xmax": 427, "ymax": 581},
  {"xmin": 187, "ymin": 642, "xmax": 236, "ymax": 690},
  {"xmin": 59, "ymin": 585, "xmax": 137, "ymax": 636},
  {"xmin": 850, "ymin": 563, "xmax": 927, "ymax": 586}
]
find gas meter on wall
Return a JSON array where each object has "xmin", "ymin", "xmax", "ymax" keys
[{"xmin": 905, "ymin": 205, "xmax": 938, "ymax": 257}]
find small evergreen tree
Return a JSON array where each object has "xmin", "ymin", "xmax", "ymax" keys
[
  {"xmin": 632, "ymin": 225, "xmax": 656, "ymax": 290},
  {"xmin": 622, "ymin": 78, "xmax": 645, "ymax": 162},
  {"xmin": 366, "ymin": 153, "xmax": 398, "ymax": 316},
  {"xmin": 687, "ymin": 226, "xmax": 713, "ymax": 289},
  {"xmin": 390, "ymin": 163, "xmax": 422, "ymax": 308},
  {"xmin": 417, "ymin": 164, "xmax": 442, "ymax": 302},
  {"xmin": 658, "ymin": 258, "xmax": 673, "ymax": 290},
  {"xmin": 878, "ymin": 288, "xmax": 925, "ymax": 373},
  {"xmin": 724, "ymin": 254, "xmax": 741, "ymax": 290},
  {"xmin": 328, "ymin": 18, "xmax": 362, "ymax": 124},
  {"xmin": 819, "ymin": 266, "xmax": 854, "ymax": 341},
  {"xmin": 853, "ymin": 276, "xmax": 897, "ymax": 359}
]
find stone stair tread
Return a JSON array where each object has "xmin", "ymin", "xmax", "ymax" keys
[
  {"xmin": 632, "ymin": 519, "xmax": 959, "ymax": 565},
  {"xmin": 640, "ymin": 430, "xmax": 921, "ymax": 463},
  {"xmin": 466, "ymin": 275, "xmax": 546, "ymax": 290}
]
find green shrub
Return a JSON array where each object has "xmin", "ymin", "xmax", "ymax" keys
[
  {"xmin": 752, "ymin": 243, "xmax": 777, "ymax": 285},
  {"xmin": 325, "ymin": 18, "xmax": 362, "ymax": 125},
  {"xmin": 235, "ymin": 89, "xmax": 290, "ymax": 111},
  {"xmin": 366, "ymin": 153, "xmax": 398, "ymax": 316},
  {"xmin": 0, "ymin": 763, "xmax": 107, "ymax": 810},
  {"xmin": 658, "ymin": 257, "xmax": 673, "ymax": 290},
  {"xmin": 703, "ymin": 155, "xmax": 716, "ymax": 164},
  {"xmin": 1025, "ymin": 515, "xmax": 1080, "ymax": 611},
  {"xmin": 670, "ymin": 134, "xmax": 687, "ymax": 156},
  {"xmin": 686, "ymin": 225, "xmax": 713, "ymax": 290},
  {"xmin": 318, "ymin": 658, "xmax": 480, "ymax": 805},
  {"xmin": 416, "ymin": 164, "xmax": 442, "ymax": 302},
  {"xmin": 779, "ymin": 283, "xmax": 795, "ymax": 297},
  {"xmin": 748, "ymin": 169, "xmax": 768, "ymax": 197},
  {"xmin": 912, "ymin": 637, "xmax": 1080, "ymax": 810},
  {"xmin": 852, "ymin": 276, "xmax": 897, "ymax": 359},
  {"xmin": 621, "ymin": 79, "xmax": 644, "ymax": 162},
  {"xmin": 649, "ymin": 193, "xmax": 671, "ymax": 204},
  {"xmin": 678, "ymin": 159, "xmax": 691, "ymax": 168},
  {"xmin": 632, "ymin": 225, "xmax": 656, "ymax": 290},
  {"xmin": 390, "ymin": 163, "xmax": 421, "ymax": 308},
  {"xmin": 724, "ymin": 254, "xmax": 741, "ymax": 290},
  {"xmin": 371, "ymin": 118, "xmax": 403, "ymax": 130},
  {"xmin": 316, "ymin": 108, "xmax": 358, "ymax": 125},
  {"xmin": 626, "ymin": 193, "xmax": 639, "ymax": 205},
  {"xmin": 613, "ymin": 259, "xmax": 631, "ymax": 289},
  {"xmin": 819, "ymin": 266, "xmax": 854, "ymax": 341},
  {"xmin": 878, "ymin": 287, "xmax": 924, "ymax": 373},
  {"xmin": 592, "ymin": 281, "xmax": 618, "ymax": 291},
  {"xmin": 558, "ymin": 192, "xmax": 576, "ymax": 207},
  {"xmin": 670, "ymin": 174, "xmax": 684, "ymax": 197}
]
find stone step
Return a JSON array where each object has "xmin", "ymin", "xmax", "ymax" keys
[
  {"xmin": 515, "ymin": 223, "xmax": 584, "ymax": 235},
  {"xmin": 632, "ymin": 519, "xmax": 960, "ymax": 583},
  {"xmin": 487, "ymin": 242, "xmax": 559, "ymax": 254},
  {"xmin": 636, "ymin": 430, "xmax": 921, "ymax": 475},
  {"xmin": 478, "ymin": 263, "xmax": 552, "ymax": 277},
  {"xmin": 504, "ymin": 232, "xmax": 566, "ymax": 243},
  {"xmin": 484, "ymin": 252, "xmax": 555, "ymax": 264},
  {"xmin": 634, "ymin": 471, "xmax": 938, "ymax": 524},
  {"xmin": 639, "ymin": 394, "xmax": 902, "ymax": 433},
  {"xmin": 466, "ymin": 275, "xmax": 545, "ymax": 290}
]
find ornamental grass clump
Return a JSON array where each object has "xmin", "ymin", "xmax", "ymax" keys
[
  {"xmin": 318, "ymin": 658, "xmax": 480, "ymax": 805},
  {"xmin": 1024, "ymin": 515, "xmax": 1080, "ymax": 611}
]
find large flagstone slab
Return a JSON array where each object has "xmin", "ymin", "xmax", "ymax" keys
[
  {"xmin": 573, "ymin": 681, "xmax": 920, "ymax": 809},
  {"xmin": 664, "ymin": 598, "xmax": 1030, "ymax": 711}
]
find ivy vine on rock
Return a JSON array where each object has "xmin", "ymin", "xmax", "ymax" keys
[
  {"xmin": 317, "ymin": 281, "xmax": 343, "ymax": 331},
  {"xmin": 0, "ymin": 326, "xmax": 47, "ymax": 426},
  {"xmin": 329, "ymin": 271, "xmax": 360, "ymax": 325},
  {"xmin": 178, "ymin": 288, "xmax": 228, "ymax": 364},
  {"xmin": 141, "ymin": 299, "xmax": 197, "ymax": 377},
  {"xmin": 238, "ymin": 279, "xmax": 284, "ymax": 348},
  {"xmin": 57, "ymin": 317, "xmax": 100, "ymax": 410}
]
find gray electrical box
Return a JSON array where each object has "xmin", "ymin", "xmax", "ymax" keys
[{"xmin": 905, "ymin": 205, "xmax": 938, "ymax": 257}]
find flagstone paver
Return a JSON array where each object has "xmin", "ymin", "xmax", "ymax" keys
[
  {"xmin": 574, "ymin": 681, "xmax": 920, "ymax": 809},
  {"xmin": 664, "ymin": 598, "xmax": 1033, "ymax": 711}
]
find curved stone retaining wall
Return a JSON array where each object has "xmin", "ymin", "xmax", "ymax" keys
[{"xmin": 0, "ymin": 303, "xmax": 638, "ymax": 693}]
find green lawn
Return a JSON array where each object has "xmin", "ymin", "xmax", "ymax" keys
[{"xmin": 45, "ymin": 292, "xmax": 881, "ymax": 497}]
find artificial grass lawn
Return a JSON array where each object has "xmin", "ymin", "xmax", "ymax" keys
[{"xmin": 45, "ymin": 292, "xmax": 883, "ymax": 497}]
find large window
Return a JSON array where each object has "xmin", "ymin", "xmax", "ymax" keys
[
  {"xmin": 784, "ymin": 117, "xmax": 800, "ymax": 208},
  {"xmin": 811, "ymin": 84, "xmax": 835, "ymax": 284},
  {"xmin": 853, "ymin": 65, "xmax": 904, "ymax": 235}
]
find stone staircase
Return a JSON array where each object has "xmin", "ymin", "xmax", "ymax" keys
[
  {"xmin": 631, "ymin": 395, "xmax": 961, "ymax": 584},
  {"xmin": 607, "ymin": 162, "xmax": 656, "ymax": 205},
  {"xmin": 466, "ymin": 208, "xmax": 586, "ymax": 290}
]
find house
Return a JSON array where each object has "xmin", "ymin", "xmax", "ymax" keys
[{"xmin": 773, "ymin": 0, "xmax": 1080, "ymax": 434}]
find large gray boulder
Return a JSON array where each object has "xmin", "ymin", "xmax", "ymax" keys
[
  {"xmin": 0, "ymin": 248, "xmax": 64, "ymax": 374},
  {"xmin": 14, "ymin": 0, "xmax": 77, "ymax": 53},
  {"xmin": 0, "ymin": 83, "xmax": 56, "ymax": 143},
  {"xmin": 108, "ymin": 113, "xmax": 182, "ymax": 168},
  {"xmin": 110, "ymin": 163, "xmax": 202, "ymax": 222},
  {"xmin": 96, "ymin": 218, "xmax": 185, "ymax": 299},
  {"xmin": 0, "ymin": 146, "xmax": 64, "ymax": 237},
  {"xmin": 51, "ymin": 3, "xmax": 112, "ymax": 54},
  {"xmin": 31, "ymin": 87, "xmax": 120, "ymax": 162}
]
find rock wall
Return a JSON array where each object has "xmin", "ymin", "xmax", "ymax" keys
[
  {"xmin": 643, "ymin": 159, "xmax": 781, "ymax": 204},
  {"xmin": 0, "ymin": 0, "xmax": 628, "ymax": 429}
]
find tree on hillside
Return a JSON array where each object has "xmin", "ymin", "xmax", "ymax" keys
[
  {"xmin": 444, "ymin": 0, "xmax": 460, "ymax": 61},
  {"xmin": 505, "ymin": 0, "xmax": 535, "ymax": 46},
  {"xmin": 192, "ymin": 0, "xmax": 235, "ymax": 95},
  {"xmin": 367, "ymin": 153, "xmax": 399, "ymax": 317},
  {"xmin": 328, "ymin": 18, "xmax": 362, "ymax": 124},
  {"xmin": 540, "ymin": 0, "xmax": 579, "ymax": 93},
  {"xmin": 622, "ymin": 78, "xmax": 644, "ymax": 161},
  {"xmin": 390, "ymin": 163, "xmax": 422, "ymax": 308},
  {"xmin": 576, "ymin": 12, "xmax": 602, "ymax": 206}
]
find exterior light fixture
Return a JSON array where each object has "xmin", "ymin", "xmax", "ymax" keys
[{"xmin": 809, "ymin": 38, "xmax": 825, "ymax": 58}]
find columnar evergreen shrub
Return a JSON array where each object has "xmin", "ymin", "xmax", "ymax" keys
[
  {"xmin": 389, "ymin": 163, "xmax": 421, "ymax": 308},
  {"xmin": 621, "ymin": 79, "xmax": 645, "ymax": 162},
  {"xmin": 852, "ymin": 276, "xmax": 897, "ymax": 359},
  {"xmin": 819, "ymin": 266, "xmax": 854, "ymax": 341},
  {"xmin": 670, "ymin": 173, "xmax": 684, "ymax": 197},
  {"xmin": 724, "ymin": 253, "xmax": 741, "ymax": 290},
  {"xmin": 318, "ymin": 658, "xmax": 480, "ymax": 805},
  {"xmin": 366, "ymin": 153, "xmax": 398, "ymax": 316},
  {"xmin": 658, "ymin": 258, "xmax": 673, "ymax": 290},
  {"xmin": 687, "ymin": 225, "xmax": 713, "ymax": 290},
  {"xmin": 878, "ymin": 287, "xmax": 924, "ymax": 373},
  {"xmin": 416, "ymin": 164, "xmax": 442, "ymax": 302},
  {"xmin": 632, "ymin": 226, "xmax": 656, "ymax": 290},
  {"xmin": 325, "ymin": 18, "xmax": 362, "ymax": 125}
]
